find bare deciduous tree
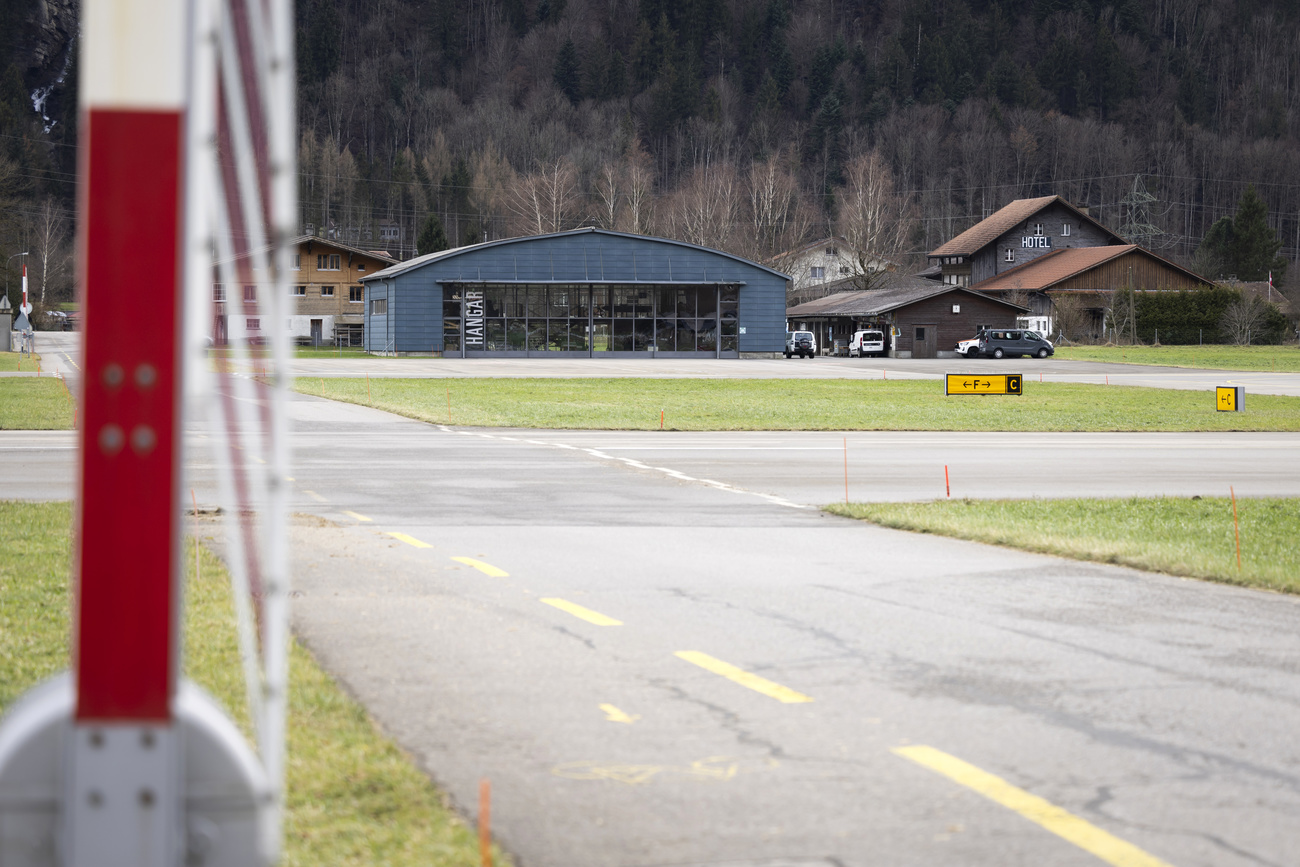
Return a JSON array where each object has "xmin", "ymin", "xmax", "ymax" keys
[
  {"xmin": 32, "ymin": 197, "xmax": 70, "ymax": 305},
  {"xmin": 663, "ymin": 161, "xmax": 741, "ymax": 253},
  {"xmin": 835, "ymin": 149, "xmax": 915, "ymax": 291},
  {"xmin": 470, "ymin": 140, "xmax": 514, "ymax": 241},
  {"xmin": 506, "ymin": 157, "xmax": 582, "ymax": 235},
  {"xmin": 592, "ymin": 162, "xmax": 621, "ymax": 230},
  {"xmin": 620, "ymin": 146, "xmax": 656, "ymax": 236},
  {"xmin": 1047, "ymin": 293, "xmax": 1091, "ymax": 343},
  {"xmin": 1220, "ymin": 292, "xmax": 1270, "ymax": 345},
  {"xmin": 744, "ymin": 149, "xmax": 811, "ymax": 262}
]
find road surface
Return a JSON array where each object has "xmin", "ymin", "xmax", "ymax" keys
[{"xmin": 176, "ymin": 395, "xmax": 1298, "ymax": 867}]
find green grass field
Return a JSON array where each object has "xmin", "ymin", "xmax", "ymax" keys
[
  {"xmin": 0, "ymin": 377, "xmax": 75, "ymax": 429},
  {"xmin": 0, "ymin": 352, "xmax": 42, "ymax": 372},
  {"xmin": 294, "ymin": 346, "xmax": 374, "ymax": 359},
  {"xmin": 0, "ymin": 502, "xmax": 499, "ymax": 867},
  {"xmin": 1055, "ymin": 344, "xmax": 1300, "ymax": 372},
  {"xmin": 826, "ymin": 497, "xmax": 1300, "ymax": 594},
  {"xmin": 293, "ymin": 377, "xmax": 1300, "ymax": 432}
]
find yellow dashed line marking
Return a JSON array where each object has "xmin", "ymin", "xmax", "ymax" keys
[
  {"xmin": 387, "ymin": 532, "xmax": 432, "ymax": 549},
  {"xmin": 674, "ymin": 651, "xmax": 813, "ymax": 704},
  {"xmin": 342, "ymin": 510, "xmax": 372, "ymax": 522},
  {"xmin": 451, "ymin": 557, "xmax": 508, "ymax": 577},
  {"xmin": 599, "ymin": 704, "xmax": 640, "ymax": 724},
  {"xmin": 541, "ymin": 597, "xmax": 622, "ymax": 626},
  {"xmin": 303, "ymin": 489, "xmax": 327, "ymax": 502},
  {"xmin": 893, "ymin": 746, "xmax": 1175, "ymax": 867}
]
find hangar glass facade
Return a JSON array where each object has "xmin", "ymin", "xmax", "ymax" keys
[{"xmin": 441, "ymin": 283, "xmax": 739, "ymax": 357}]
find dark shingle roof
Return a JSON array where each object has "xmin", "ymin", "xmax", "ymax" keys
[
  {"xmin": 970, "ymin": 245, "xmax": 1211, "ymax": 292},
  {"xmin": 291, "ymin": 235, "xmax": 398, "ymax": 264},
  {"xmin": 787, "ymin": 281, "xmax": 1028, "ymax": 317},
  {"xmin": 929, "ymin": 196, "xmax": 1123, "ymax": 258}
]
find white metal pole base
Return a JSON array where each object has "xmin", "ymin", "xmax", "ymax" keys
[{"xmin": 0, "ymin": 674, "xmax": 272, "ymax": 867}]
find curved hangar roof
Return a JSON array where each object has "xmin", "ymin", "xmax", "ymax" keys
[{"xmin": 362, "ymin": 227, "xmax": 791, "ymax": 285}]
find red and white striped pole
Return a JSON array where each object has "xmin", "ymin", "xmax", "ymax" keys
[{"xmin": 70, "ymin": 0, "xmax": 188, "ymax": 862}]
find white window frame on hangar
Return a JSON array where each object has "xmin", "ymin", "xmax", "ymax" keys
[{"xmin": 359, "ymin": 228, "xmax": 791, "ymax": 358}]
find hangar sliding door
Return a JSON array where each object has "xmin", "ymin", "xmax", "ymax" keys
[{"xmin": 449, "ymin": 283, "xmax": 739, "ymax": 358}]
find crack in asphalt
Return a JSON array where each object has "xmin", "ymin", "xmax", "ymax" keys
[{"xmin": 814, "ymin": 582, "xmax": 1300, "ymax": 712}]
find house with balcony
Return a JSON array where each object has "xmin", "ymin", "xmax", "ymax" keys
[{"xmin": 212, "ymin": 236, "xmax": 396, "ymax": 346}]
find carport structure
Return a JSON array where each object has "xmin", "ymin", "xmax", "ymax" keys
[
  {"xmin": 361, "ymin": 228, "xmax": 791, "ymax": 358},
  {"xmin": 786, "ymin": 279, "xmax": 1028, "ymax": 358}
]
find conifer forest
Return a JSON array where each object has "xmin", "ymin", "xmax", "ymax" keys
[{"xmin": 1, "ymin": 0, "xmax": 1299, "ymax": 311}]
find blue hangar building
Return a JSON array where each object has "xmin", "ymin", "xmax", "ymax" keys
[{"xmin": 360, "ymin": 228, "xmax": 791, "ymax": 358}]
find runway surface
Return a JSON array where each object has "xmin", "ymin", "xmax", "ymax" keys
[
  {"xmin": 5, "ymin": 339, "xmax": 1300, "ymax": 866},
  {"xmin": 178, "ymin": 396, "xmax": 1297, "ymax": 867}
]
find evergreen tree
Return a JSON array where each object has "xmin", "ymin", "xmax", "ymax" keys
[
  {"xmin": 298, "ymin": 0, "xmax": 341, "ymax": 86},
  {"xmin": 987, "ymin": 52, "xmax": 1022, "ymax": 105},
  {"xmin": 553, "ymin": 39, "xmax": 582, "ymax": 105},
  {"xmin": 440, "ymin": 159, "xmax": 473, "ymax": 246},
  {"xmin": 770, "ymin": 39, "xmax": 795, "ymax": 97},
  {"xmin": 607, "ymin": 50, "xmax": 627, "ymax": 101},
  {"xmin": 806, "ymin": 41, "xmax": 845, "ymax": 113},
  {"xmin": 1193, "ymin": 216, "xmax": 1233, "ymax": 279},
  {"xmin": 1230, "ymin": 185, "xmax": 1287, "ymax": 283},
  {"xmin": 629, "ymin": 19, "xmax": 658, "ymax": 93},
  {"xmin": 417, "ymin": 212, "xmax": 449, "ymax": 256}
]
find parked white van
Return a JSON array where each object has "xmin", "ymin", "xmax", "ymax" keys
[{"xmin": 849, "ymin": 329, "xmax": 885, "ymax": 358}]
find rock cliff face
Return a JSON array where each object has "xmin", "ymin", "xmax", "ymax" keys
[
  {"xmin": 22, "ymin": 0, "xmax": 76, "ymax": 80},
  {"xmin": 16, "ymin": 0, "xmax": 77, "ymax": 131}
]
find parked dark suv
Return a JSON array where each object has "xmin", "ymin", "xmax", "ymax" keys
[{"xmin": 978, "ymin": 329, "xmax": 1054, "ymax": 359}]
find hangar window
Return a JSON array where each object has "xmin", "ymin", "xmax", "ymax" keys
[{"xmin": 453, "ymin": 283, "xmax": 738, "ymax": 355}]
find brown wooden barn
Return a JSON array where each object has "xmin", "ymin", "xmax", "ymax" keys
[
  {"xmin": 786, "ymin": 279, "xmax": 1028, "ymax": 358},
  {"xmin": 970, "ymin": 244, "xmax": 1214, "ymax": 338}
]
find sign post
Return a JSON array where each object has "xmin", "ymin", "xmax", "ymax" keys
[
  {"xmin": 1216, "ymin": 385, "xmax": 1244, "ymax": 412},
  {"xmin": 0, "ymin": 0, "xmax": 293, "ymax": 862},
  {"xmin": 945, "ymin": 373, "xmax": 1023, "ymax": 395}
]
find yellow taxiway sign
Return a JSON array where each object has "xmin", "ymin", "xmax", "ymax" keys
[{"xmin": 946, "ymin": 373, "xmax": 1023, "ymax": 395}]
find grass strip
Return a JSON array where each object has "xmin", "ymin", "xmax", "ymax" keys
[
  {"xmin": 0, "ymin": 352, "xmax": 42, "ymax": 373},
  {"xmin": 0, "ymin": 502, "xmax": 497, "ymax": 867},
  {"xmin": 826, "ymin": 497, "xmax": 1300, "ymax": 594},
  {"xmin": 0, "ymin": 377, "xmax": 75, "ymax": 429},
  {"xmin": 294, "ymin": 377, "xmax": 1300, "ymax": 432},
  {"xmin": 1055, "ymin": 344, "xmax": 1300, "ymax": 372},
  {"xmin": 0, "ymin": 502, "xmax": 71, "ymax": 708},
  {"xmin": 293, "ymin": 347, "xmax": 376, "ymax": 359}
]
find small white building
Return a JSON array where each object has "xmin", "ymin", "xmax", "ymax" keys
[{"xmin": 769, "ymin": 236, "xmax": 897, "ymax": 300}]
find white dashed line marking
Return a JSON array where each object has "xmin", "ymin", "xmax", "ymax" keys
[{"xmin": 432, "ymin": 424, "xmax": 813, "ymax": 510}]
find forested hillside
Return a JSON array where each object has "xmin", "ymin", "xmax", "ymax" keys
[
  {"xmin": 1, "ymin": 0, "xmax": 1299, "ymax": 314},
  {"xmin": 294, "ymin": 0, "xmax": 1300, "ymax": 277}
]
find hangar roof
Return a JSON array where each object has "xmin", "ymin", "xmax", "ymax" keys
[{"xmin": 363, "ymin": 227, "xmax": 792, "ymax": 283}]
